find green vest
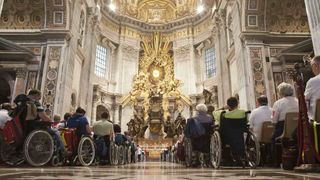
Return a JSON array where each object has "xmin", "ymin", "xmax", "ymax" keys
[{"xmin": 213, "ymin": 109, "xmax": 246, "ymax": 125}]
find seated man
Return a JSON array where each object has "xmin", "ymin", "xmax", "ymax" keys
[
  {"xmin": 67, "ymin": 107, "xmax": 91, "ymax": 138},
  {"xmin": 249, "ymin": 96, "xmax": 272, "ymax": 142},
  {"xmin": 114, "ymin": 124, "xmax": 127, "ymax": 146},
  {"xmin": 25, "ymin": 90, "xmax": 52, "ymax": 133},
  {"xmin": 93, "ymin": 111, "xmax": 114, "ymax": 162},
  {"xmin": 305, "ymin": 55, "xmax": 320, "ymax": 121},
  {"xmin": 26, "ymin": 89, "xmax": 65, "ymax": 153},
  {"xmin": 218, "ymin": 97, "xmax": 247, "ymax": 165}
]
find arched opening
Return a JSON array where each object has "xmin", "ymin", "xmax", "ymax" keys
[
  {"xmin": 96, "ymin": 105, "xmax": 109, "ymax": 120},
  {"xmin": 0, "ymin": 78, "xmax": 11, "ymax": 104}
]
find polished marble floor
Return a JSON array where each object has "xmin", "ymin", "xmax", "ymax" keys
[{"xmin": 0, "ymin": 162, "xmax": 319, "ymax": 180}]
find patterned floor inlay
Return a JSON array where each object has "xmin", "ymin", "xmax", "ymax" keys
[{"xmin": 0, "ymin": 162, "xmax": 319, "ymax": 180}]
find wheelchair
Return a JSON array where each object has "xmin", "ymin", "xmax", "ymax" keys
[
  {"xmin": 0, "ymin": 116, "xmax": 55, "ymax": 167},
  {"xmin": 209, "ymin": 111, "xmax": 260, "ymax": 169},
  {"xmin": 55, "ymin": 128, "xmax": 95, "ymax": 166},
  {"xmin": 109, "ymin": 140, "xmax": 119, "ymax": 165},
  {"xmin": 125, "ymin": 142, "xmax": 132, "ymax": 164}
]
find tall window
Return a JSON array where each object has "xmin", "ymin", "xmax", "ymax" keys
[
  {"xmin": 205, "ymin": 47, "xmax": 216, "ymax": 78},
  {"xmin": 95, "ymin": 45, "xmax": 107, "ymax": 77}
]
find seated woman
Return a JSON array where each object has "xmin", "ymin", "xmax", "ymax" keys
[
  {"xmin": 184, "ymin": 104, "xmax": 213, "ymax": 166},
  {"xmin": 272, "ymin": 83, "xmax": 299, "ymax": 141}
]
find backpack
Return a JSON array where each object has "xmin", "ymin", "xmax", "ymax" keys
[{"xmin": 184, "ymin": 118, "xmax": 206, "ymax": 138}]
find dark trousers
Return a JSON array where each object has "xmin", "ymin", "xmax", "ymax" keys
[{"xmin": 271, "ymin": 121, "xmax": 284, "ymax": 167}]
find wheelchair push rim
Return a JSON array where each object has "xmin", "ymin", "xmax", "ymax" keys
[
  {"xmin": 245, "ymin": 131, "xmax": 260, "ymax": 168},
  {"xmin": 118, "ymin": 145, "xmax": 125, "ymax": 165},
  {"xmin": 109, "ymin": 141, "xmax": 118, "ymax": 165},
  {"xmin": 77, "ymin": 136, "xmax": 95, "ymax": 166},
  {"xmin": 210, "ymin": 131, "xmax": 222, "ymax": 169},
  {"xmin": 127, "ymin": 146, "xmax": 132, "ymax": 164},
  {"xmin": 24, "ymin": 130, "xmax": 54, "ymax": 167},
  {"xmin": 184, "ymin": 138, "xmax": 192, "ymax": 167}
]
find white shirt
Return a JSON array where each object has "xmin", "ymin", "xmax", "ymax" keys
[
  {"xmin": 249, "ymin": 106, "xmax": 272, "ymax": 141},
  {"xmin": 0, "ymin": 109, "xmax": 12, "ymax": 129},
  {"xmin": 304, "ymin": 74, "xmax": 320, "ymax": 120},
  {"xmin": 272, "ymin": 96, "xmax": 299, "ymax": 123}
]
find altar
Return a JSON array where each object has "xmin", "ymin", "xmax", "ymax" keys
[
  {"xmin": 135, "ymin": 138, "xmax": 175, "ymax": 159},
  {"xmin": 124, "ymin": 33, "xmax": 190, "ymax": 142}
]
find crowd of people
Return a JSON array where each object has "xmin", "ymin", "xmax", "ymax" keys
[
  {"xmin": 0, "ymin": 89, "xmax": 146, "ymax": 165},
  {"xmin": 178, "ymin": 56, "xmax": 320, "ymax": 168},
  {"xmin": 0, "ymin": 56, "xmax": 319, "ymax": 168}
]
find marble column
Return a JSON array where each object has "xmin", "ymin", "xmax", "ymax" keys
[
  {"xmin": 305, "ymin": 0, "xmax": 320, "ymax": 55},
  {"xmin": 0, "ymin": 0, "xmax": 3, "ymax": 17},
  {"xmin": 13, "ymin": 68, "xmax": 27, "ymax": 98},
  {"xmin": 91, "ymin": 90, "xmax": 100, "ymax": 124}
]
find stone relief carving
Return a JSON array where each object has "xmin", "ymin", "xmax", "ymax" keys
[
  {"xmin": 16, "ymin": 68, "xmax": 27, "ymax": 79},
  {"xmin": 0, "ymin": 0, "xmax": 45, "ymax": 29},
  {"xmin": 78, "ymin": 10, "xmax": 86, "ymax": 47},
  {"xmin": 249, "ymin": 47, "xmax": 267, "ymax": 102},
  {"xmin": 42, "ymin": 46, "xmax": 62, "ymax": 115},
  {"xmin": 26, "ymin": 71, "xmax": 37, "ymax": 93},
  {"xmin": 115, "ymin": 0, "xmax": 199, "ymax": 24},
  {"xmin": 174, "ymin": 45, "xmax": 190, "ymax": 60},
  {"xmin": 266, "ymin": 0, "xmax": 309, "ymax": 32},
  {"xmin": 122, "ymin": 45, "xmax": 139, "ymax": 60}
]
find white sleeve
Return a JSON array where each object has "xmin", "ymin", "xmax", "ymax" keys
[
  {"xmin": 249, "ymin": 111, "xmax": 255, "ymax": 128},
  {"xmin": 305, "ymin": 79, "xmax": 313, "ymax": 100},
  {"xmin": 272, "ymin": 102, "xmax": 280, "ymax": 123}
]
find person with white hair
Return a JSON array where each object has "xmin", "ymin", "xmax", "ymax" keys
[
  {"xmin": 272, "ymin": 82, "xmax": 299, "ymax": 141},
  {"xmin": 305, "ymin": 56, "xmax": 320, "ymax": 120},
  {"xmin": 184, "ymin": 103, "xmax": 213, "ymax": 167}
]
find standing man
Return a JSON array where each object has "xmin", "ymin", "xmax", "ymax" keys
[
  {"xmin": 305, "ymin": 56, "xmax": 320, "ymax": 121},
  {"xmin": 249, "ymin": 96, "xmax": 272, "ymax": 141}
]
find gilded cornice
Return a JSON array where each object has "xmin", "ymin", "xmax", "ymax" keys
[{"xmin": 101, "ymin": 6, "xmax": 212, "ymax": 33}]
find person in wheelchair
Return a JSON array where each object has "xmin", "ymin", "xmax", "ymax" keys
[
  {"xmin": 114, "ymin": 124, "xmax": 127, "ymax": 146},
  {"xmin": 185, "ymin": 104, "xmax": 213, "ymax": 166},
  {"xmin": 25, "ymin": 90, "xmax": 52, "ymax": 133},
  {"xmin": 93, "ymin": 111, "xmax": 114, "ymax": 164},
  {"xmin": 67, "ymin": 107, "xmax": 91, "ymax": 138},
  {"xmin": 27, "ymin": 90, "xmax": 65, "ymax": 153},
  {"xmin": 219, "ymin": 97, "xmax": 247, "ymax": 166},
  {"xmin": 0, "ymin": 103, "xmax": 12, "ymax": 129}
]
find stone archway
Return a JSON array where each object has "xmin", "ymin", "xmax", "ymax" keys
[
  {"xmin": 0, "ymin": 78, "xmax": 11, "ymax": 104},
  {"xmin": 96, "ymin": 105, "xmax": 109, "ymax": 121}
]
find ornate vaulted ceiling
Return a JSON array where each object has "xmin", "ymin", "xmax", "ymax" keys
[{"xmin": 111, "ymin": 0, "xmax": 212, "ymax": 24}]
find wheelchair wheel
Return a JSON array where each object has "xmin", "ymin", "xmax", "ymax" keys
[
  {"xmin": 0, "ymin": 143, "xmax": 24, "ymax": 166},
  {"xmin": 184, "ymin": 138, "xmax": 192, "ymax": 167},
  {"xmin": 78, "ymin": 136, "xmax": 95, "ymax": 166},
  {"xmin": 127, "ymin": 146, "xmax": 132, "ymax": 164},
  {"xmin": 118, "ymin": 145, "xmax": 125, "ymax": 165},
  {"xmin": 210, "ymin": 131, "xmax": 222, "ymax": 169},
  {"xmin": 24, "ymin": 130, "xmax": 54, "ymax": 167},
  {"xmin": 109, "ymin": 141, "xmax": 118, "ymax": 165},
  {"xmin": 246, "ymin": 131, "xmax": 260, "ymax": 168}
]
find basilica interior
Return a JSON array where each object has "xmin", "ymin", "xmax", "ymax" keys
[{"xmin": 0, "ymin": 0, "xmax": 320, "ymax": 179}]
